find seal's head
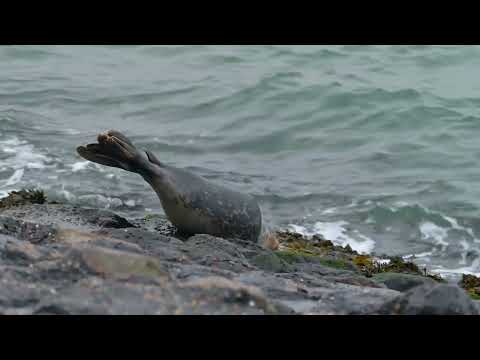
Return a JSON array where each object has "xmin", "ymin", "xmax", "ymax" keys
[{"xmin": 77, "ymin": 130, "xmax": 156, "ymax": 175}]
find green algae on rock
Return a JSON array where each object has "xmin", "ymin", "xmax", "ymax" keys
[
  {"xmin": 374, "ymin": 256, "xmax": 422, "ymax": 275},
  {"xmin": 269, "ymin": 230, "xmax": 447, "ymax": 284},
  {"xmin": 250, "ymin": 252, "xmax": 294, "ymax": 273},
  {"xmin": 0, "ymin": 189, "xmax": 47, "ymax": 209},
  {"xmin": 459, "ymin": 274, "xmax": 480, "ymax": 300}
]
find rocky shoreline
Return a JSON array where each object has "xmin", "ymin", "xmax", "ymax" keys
[{"xmin": 0, "ymin": 189, "xmax": 479, "ymax": 315}]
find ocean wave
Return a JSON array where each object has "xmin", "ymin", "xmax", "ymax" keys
[
  {"xmin": 432, "ymin": 257, "xmax": 480, "ymax": 278},
  {"xmin": 0, "ymin": 46, "xmax": 63, "ymax": 60},
  {"xmin": 284, "ymin": 197, "xmax": 480, "ymax": 278},
  {"xmin": 139, "ymin": 45, "xmax": 204, "ymax": 57}
]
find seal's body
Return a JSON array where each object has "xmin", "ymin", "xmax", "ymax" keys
[{"xmin": 77, "ymin": 130, "xmax": 262, "ymax": 242}]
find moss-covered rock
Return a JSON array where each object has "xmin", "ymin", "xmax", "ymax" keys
[
  {"xmin": 459, "ymin": 274, "xmax": 480, "ymax": 300},
  {"xmin": 377, "ymin": 256, "xmax": 422, "ymax": 275},
  {"xmin": 460, "ymin": 274, "xmax": 480, "ymax": 289},
  {"xmin": 275, "ymin": 250, "xmax": 316, "ymax": 264},
  {"xmin": 273, "ymin": 249, "xmax": 356, "ymax": 271},
  {"xmin": 270, "ymin": 230, "xmax": 447, "ymax": 285},
  {"xmin": 470, "ymin": 292, "xmax": 480, "ymax": 300},
  {"xmin": 0, "ymin": 189, "xmax": 47, "ymax": 209},
  {"xmin": 426, "ymin": 273, "xmax": 446, "ymax": 283},
  {"xmin": 317, "ymin": 257, "xmax": 356, "ymax": 271},
  {"xmin": 274, "ymin": 231, "xmax": 356, "ymax": 261},
  {"xmin": 250, "ymin": 252, "xmax": 294, "ymax": 273},
  {"xmin": 353, "ymin": 255, "xmax": 377, "ymax": 275}
]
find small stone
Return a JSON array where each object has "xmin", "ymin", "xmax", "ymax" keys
[
  {"xmin": 67, "ymin": 246, "xmax": 169, "ymax": 281},
  {"xmin": 372, "ymin": 272, "xmax": 437, "ymax": 292}
]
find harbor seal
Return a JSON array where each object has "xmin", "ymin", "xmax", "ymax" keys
[{"xmin": 77, "ymin": 130, "xmax": 262, "ymax": 242}]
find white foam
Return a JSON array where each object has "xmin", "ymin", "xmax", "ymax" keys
[
  {"xmin": 0, "ymin": 137, "xmax": 51, "ymax": 171},
  {"xmin": 288, "ymin": 221, "xmax": 375, "ymax": 254},
  {"xmin": 444, "ymin": 215, "xmax": 476, "ymax": 238},
  {"xmin": 71, "ymin": 161, "xmax": 91, "ymax": 173},
  {"xmin": 76, "ymin": 194, "xmax": 136, "ymax": 209},
  {"xmin": 63, "ymin": 129, "xmax": 81, "ymax": 135},
  {"xmin": 0, "ymin": 137, "xmax": 23, "ymax": 147},
  {"xmin": 419, "ymin": 222, "xmax": 449, "ymax": 248},
  {"xmin": 415, "ymin": 251, "xmax": 434, "ymax": 258},
  {"xmin": 321, "ymin": 207, "xmax": 337, "ymax": 215},
  {"xmin": 78, "ymin": 194, "xmax": 123, "ymax": 209},
  {"xmin": 346, "ymin": 201, "xmax": 357, "ymax": 208},
  {"xmin": 3, "ymin": 169, "xmax": 24, "ymax": 187},
  {"xmin": 459, "ymin": 239, "xmax": 470, "ymax": 265},
  {"xmin": 124, "ymin": 199, "xmax": 136, "ymax": 207},
  {"xmin": 374, "ymin": 258, "xmax": 391, "ymax": 265},
  {"xmin": 58, "ymin": 188, "xmax": 76, "ymax": 202}
]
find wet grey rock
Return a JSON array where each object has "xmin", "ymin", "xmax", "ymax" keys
[
  {"xmin": 235, "ymin": 271, "xmax": 313, "ymax": 302},
  {"xmin": 0, "ymin": 204, "xmax": 134, "ymax": 231},
  {"xmin": 301, "ymin": 285, "xmax": 401, "ymax": 315},
  {"xmin": 101, "ymin": 228, "xmax": 187, "ymax": 261},
  {"xmin": 34, "ymin": 276, "xmax": 292, "ymax": 315},
  {"xmin": 0, "ymin": 235, "xmax": 60, "ymax": 266},
  {"xmin": 292, "ymin": 263, "xmax": 384, "ymax": 288},
  {"xmin": 182, "ymin": 235, "xmax": 255, "ymax": 273},
  {"xmin": 379, "ymin": 283, "xmax": 479, "ymax": 315},
  {"xmin": 0, "ymin": 202, "xmax": 476, "ymax": 315},
  {"xmin": 0, "ymin": 265, "xmax": 57, "ymax": 313},
  {"xmin": 169, "ymin": 263, "xmax": 238, "ymax": 281},
  {"xmin": 0, "ymin": 216, "xmax": 56, "ymax": 244},
  {"xmin": 176, "ymin": 276, "xmax": 294, "ymax": 315},
  {"xmin": 34, "ymin": 277, "xmax": 178, "ymax": 315}
]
